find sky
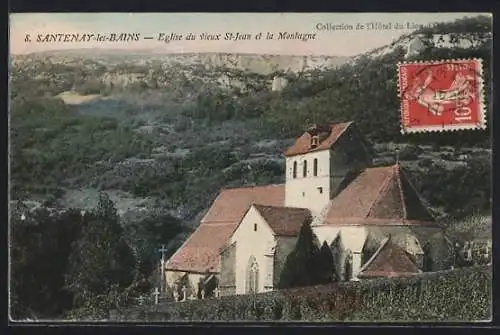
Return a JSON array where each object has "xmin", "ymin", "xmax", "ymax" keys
[{"xmin": 9, "ymin": 13, "xmax": 489, "ymax": 56}]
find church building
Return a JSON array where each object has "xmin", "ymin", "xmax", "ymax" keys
[{"xmin": 164, "ymin": 121, "xmax": 451, "ymax": 299}]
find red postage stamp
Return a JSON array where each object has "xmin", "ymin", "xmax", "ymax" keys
[{"xmin": 397, "ymin": 58, "xmax": 486, "ymax": 134}]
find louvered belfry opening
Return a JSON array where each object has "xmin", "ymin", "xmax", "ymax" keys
[
  {"xmin": 311, "ymin": 135, "xmax": 319, "ymax": 148},
  {"xmin": 306, "ymin": 123, "xmax": 330, "ymax": 149}
]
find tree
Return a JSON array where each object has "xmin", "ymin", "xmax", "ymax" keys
[
  {"xmin": 423, "ymin": 236, "xmax": 454, "ymax": 272},
  {"xmin": 65, "ymin": 192, "xmax": 136, "ymax": 319},
  {"xmin": 122, "ymin": 209, "xmax": 185, "ymax": 277},
  {"xmin": 314, "ymin": 241, "xmax": 337, "ymax": 284},
  {"xmin": 10, "ymin": 207, "xmax": 86, "ymax": 320},
  {"xmin": 10, "ymin": 209, "xmax": 41, "ymax": 320},
  {"xmin": 279, "ymin": 219, "xmax": 319, "ymax": 289}
]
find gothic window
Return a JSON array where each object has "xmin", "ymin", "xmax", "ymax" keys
[
  {"xmin": 293, "ymin": 161, "xmax": 297, "ymax": 179},
  {"xmin": 303, "ymin": 160, "xmax": 308, "ymax": 177},
  {"xmin": 313, "ymin": 158, "xmax": 318, "ymax": 176},
  {"xmin": 246, "ymin": 256, "xmax": 259, "ymax": 294},
  {"xmin": 254, "ymin": 223, "xmax": 257, "ymax": 232}
]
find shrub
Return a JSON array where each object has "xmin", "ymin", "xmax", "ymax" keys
[
  {"xmin": 399, "ymin": 144, "xmax": 423, "ymax": 161},
  {"xmin": 111, "ymin": 265, "xmax": 491, "ymax": 322},
  {"xmin": 418, "ymin": 158, "xmax": 434, "ymax": 168}
]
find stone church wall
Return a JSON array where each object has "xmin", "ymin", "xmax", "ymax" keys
[
  {"xmin": 231, "ymin": 206, "xmax": 276, "ymax": 294},
  {"xmin": 319, "ymin": 226, "xmax": 367, "ymax": 281},
  {"xmin": 284, "ymin": 149, "xmax": 332, "ymax": 218},
  {"xmin": 331, "ymin": 240, "xmax": 363, "ymax": 281},
  {"xmin": 219, "ymin": 242, "xmax": 237, "ymax": 296}
]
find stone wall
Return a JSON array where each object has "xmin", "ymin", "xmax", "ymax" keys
[
  {"xmin": 231, "ymin": 206, "xmax": 276, "ymax": 294},
  {"xmin": 284, "ymin": 149, "xmax": 332, "ymax": 217},
  {"xmin": 219, "ymin": 242, "xmax": 237, "ymax": 296}
]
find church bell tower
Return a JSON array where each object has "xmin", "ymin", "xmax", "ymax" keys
[
  {"xmin": 283, "ymin": 122, "xmax": 372, "ymax": 221},
  {"xmin": 284, "ymin": 124, "xmax": 335, "ymax": 219}
]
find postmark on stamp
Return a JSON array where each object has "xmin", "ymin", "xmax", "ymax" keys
[{"xmin": 397, "ymin": 58, "xmax": 486, "ymax": 134}]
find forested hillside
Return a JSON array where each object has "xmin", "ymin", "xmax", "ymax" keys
[{"xmin": 10, "ymin": 15, "xmax": 491, "ymax": 219}]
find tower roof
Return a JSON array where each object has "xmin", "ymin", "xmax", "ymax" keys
[
  {"xmin": 324, "ymin": 164, "xmax": 438, "ymax": 226},
  {"xmin": 284, "ymin": 121, "xmax": 353, "ymax": 157}
]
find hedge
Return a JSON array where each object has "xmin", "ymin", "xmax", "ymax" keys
[{"xmin": 110, "ymin": 265, "xmax": 491, "ymax": 322}]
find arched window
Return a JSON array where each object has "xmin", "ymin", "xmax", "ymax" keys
[
  {"xmin": 313, "ymin": 158, "xmax": 318, "ymax": 176},
  {"xmin": 303, "ymin": 160, "xmax": 307, "ymax": 177},
  {"xmin": 292, "ymin": 161, "xmax": 297, "ymax": 179},
  {"xmin": 246, "ymin": 256, "xmax": 259, "ymax": 294}
]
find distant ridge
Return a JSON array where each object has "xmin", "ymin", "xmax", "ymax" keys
[
  {"xmin": 14, "ymin": 49, "xmax": 349, "ymax": 75},
  {"xmin": 16, "ymin": 47, "xmax": 346, "ymax": 58}
]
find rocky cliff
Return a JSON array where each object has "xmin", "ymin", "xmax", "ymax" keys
[{"xmin": 19, "ymin": 49, "xmax": 349, "ymax": 75}]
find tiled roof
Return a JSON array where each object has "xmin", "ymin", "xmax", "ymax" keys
[
  {"xmin": 284, "ymin": 122, "xmax": 352, "ymax": 157},
  {"xmin": 391, "ymin": 233, "xmax": 424, "ymax": 256},
  {"xmin": 165, "ymin": 222, "xmax": 236, "ymax": 273},
  {"xmin": 253, "ymin": 204, "xmax": 311, "ymax": 236},
  {"xmin": 201, "ymin": 184, "xmax": 285, "ymax": 224},
  {"xmin": 166, "ymin": 184, "xmax": 285, "ymax": 273},
  {"xmin": 357, "ymin": 236, "xmax": 420, "ymax": 278},
  {"xmin": 324, "ymin": 164, "xmax": 437, "ymax": 226}
]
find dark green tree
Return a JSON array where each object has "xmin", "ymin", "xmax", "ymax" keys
[
  {"xmin": 279, "ymin": 219, "xmax": 319, "ymax": 289},
  {"xmin": 10, "ymin": 208, "xmax": 41, "ymax": 320},
  {"xmin": 423, "ymin": 236, "xmax": 454, "ymax": 272},
  {"xmin": 122, "ymin": 208, "xmax": 185, "ymax": 277},
  {"xmin": 10, "ymin": 207, "xmax": 86, "ymax": 320},
  {"xmin": 65, "ymin": 192, "xmax": 136, "ymax": 319},
  {"xmin": 314, "ymin": 241, "xmax": 337, "ymax": 284}
]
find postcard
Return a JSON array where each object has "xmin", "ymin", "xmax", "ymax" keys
[{"xmin": 8, "ymin": 12, "xmax": 492, "ymax": 323}]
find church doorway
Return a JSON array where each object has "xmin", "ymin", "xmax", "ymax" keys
[{"xmin": 246, "ymin": 256, "xmax": 259, "ymax": 294}]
